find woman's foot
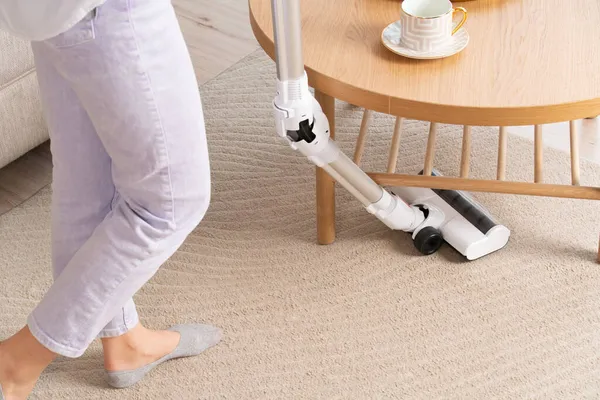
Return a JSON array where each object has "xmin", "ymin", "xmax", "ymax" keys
[
  {"xmin": 102, "ymin": 324, "xmax": 181, "ymax": 372},
  {"xmin": 0, "ymin": 326, "xmax": 57, "ymax": 400},
  {"xmin": 101, "ymin": 323, "xmax": 222, "ymax": 388}
]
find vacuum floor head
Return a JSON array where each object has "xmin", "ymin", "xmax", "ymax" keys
[{"xmin": 391, "ymin": 169, "xmax": 510, "ymax": 260}]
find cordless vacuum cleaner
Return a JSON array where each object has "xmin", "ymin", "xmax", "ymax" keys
[{"xmin": 269, "ymin": 0, "xmax": 510, "ymax": 260}]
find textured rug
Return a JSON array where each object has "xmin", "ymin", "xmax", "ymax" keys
[{"xmin": 1, "ymin": 49, "xmax": 600, "ymax": 399}]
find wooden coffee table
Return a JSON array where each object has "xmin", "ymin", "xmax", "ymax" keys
[{"xmin": 248, "ymin": 0, "xmax": 600, "ymax": 255}]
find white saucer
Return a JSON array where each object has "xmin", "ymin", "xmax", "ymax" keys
[{"xmin": 381, "ymin": 20, "xmax": 469, "ymax": 60}]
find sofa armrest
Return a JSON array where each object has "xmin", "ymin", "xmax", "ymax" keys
[{"xmin": 0, "ymin": 31, "xmax": 48, "ymax": 169}]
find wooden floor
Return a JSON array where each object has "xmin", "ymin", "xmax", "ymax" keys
[
  {"xmin": 173, "ymin": 0, "xmax": 259, "ymax": 84},
  {"xmin": 0, "ymin": 0, "xmax": 598, "ymax": 214},
  {"xmin": 0, "ymin": 143, "xmax": 52, "ymax": 215}
]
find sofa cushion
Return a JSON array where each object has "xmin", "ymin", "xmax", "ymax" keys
[{"xmin": 0, "ymin": 30, "xmax": 35, "ymax": 89}]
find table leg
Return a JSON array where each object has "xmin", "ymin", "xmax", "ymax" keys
[
  {"xmin": 460, "ymin": 126, "xmax": 472, "ymax": 178},
  {"xmin": 569, "ymin": 120, "xmax": 581, "ymax": 185},
  {"xmin": 534, "ymin": 125, "xmax": 543, "ymax": 183},
  {"xmin": 423, "ymin": 122, "xmax": 438, "ymax": 176},
  {"xmin": 314, "ymin": 90, "xmax": 335, "ymax": 245},
  {"xmin": 497, "ymin": 126, "xmax": 508, "ymax": 180},
  {"xmin": 354, "ymin": 109, "xmax": 372, "ymax": 164}
]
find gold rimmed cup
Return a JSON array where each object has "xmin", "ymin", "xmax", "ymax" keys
[{"xmin": 400, "ymin": 0, "xmax": 468, "ymax": 52}]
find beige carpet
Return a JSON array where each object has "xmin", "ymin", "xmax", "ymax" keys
[{"xmin": 1, "ymin": 50, "xmax": 600, "ymax": 399}]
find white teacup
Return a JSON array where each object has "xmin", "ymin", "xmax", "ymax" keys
[{"xmin": 400, "ymin": 0, "xmax": 468, "ymax": 52}]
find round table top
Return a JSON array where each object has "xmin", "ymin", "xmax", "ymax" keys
[{"xmin": 249, "ymin": 0, "xmax": 600, "ymax": 126}]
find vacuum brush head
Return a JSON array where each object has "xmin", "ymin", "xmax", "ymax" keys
[{"xmin": 390, "ymin": 169, "xmax": 510, "ymax": 260}]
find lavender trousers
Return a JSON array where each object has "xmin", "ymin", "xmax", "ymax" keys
[{"xmin": 27, "ymin": 0, "xmax": 210, "ymax": 358}]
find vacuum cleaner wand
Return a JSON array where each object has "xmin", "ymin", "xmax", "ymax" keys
[{"xmin": 269, "ymin": 0, "xmax": 510, "ymax": 259}]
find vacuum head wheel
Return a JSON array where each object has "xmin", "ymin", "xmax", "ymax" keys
[{"xmin": 413, "ymin": 226, "xmax": 444, "ymax": 255}]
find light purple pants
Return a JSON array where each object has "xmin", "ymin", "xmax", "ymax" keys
[{"xmin": 27, "ymin": 0, "xmax": 210, "ymax": 358}]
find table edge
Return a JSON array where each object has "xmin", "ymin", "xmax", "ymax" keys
[{"xmin": 248, "ymin": 1, "xmax": 600, "ymax": 126}]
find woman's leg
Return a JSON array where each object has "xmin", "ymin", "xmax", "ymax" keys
[
  {"xmin": 24, "ymin": 0, "xmax": 211, "ymax": 359},
  {"xmin": 32, "ymin": 35, "xmax": 140, "ymax": 342},
  {"xmin": 0, "ymin": 0, "xmax": 213, "ymax": 396}
]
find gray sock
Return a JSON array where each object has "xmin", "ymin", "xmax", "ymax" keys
[
  {"xmin": 0, "ymin": 384, "xmax": 4, "ymax": 400},
  {"xmin": 105, "ymin": 324, "xmax": 222, "ymax": 389}
]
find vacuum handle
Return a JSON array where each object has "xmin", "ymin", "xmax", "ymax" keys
[{"xmin": 271, "ymin": 0, "xmax": 305, "ymax": 81}]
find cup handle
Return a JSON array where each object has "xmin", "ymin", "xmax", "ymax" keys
[{"xmin": 451, "ymin": 7, "xmax": 468, "ymax": 35}]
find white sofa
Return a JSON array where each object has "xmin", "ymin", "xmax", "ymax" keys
[{"xmin": 0, "ymin": 30, "xmax": 48, "ymax": 169}]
